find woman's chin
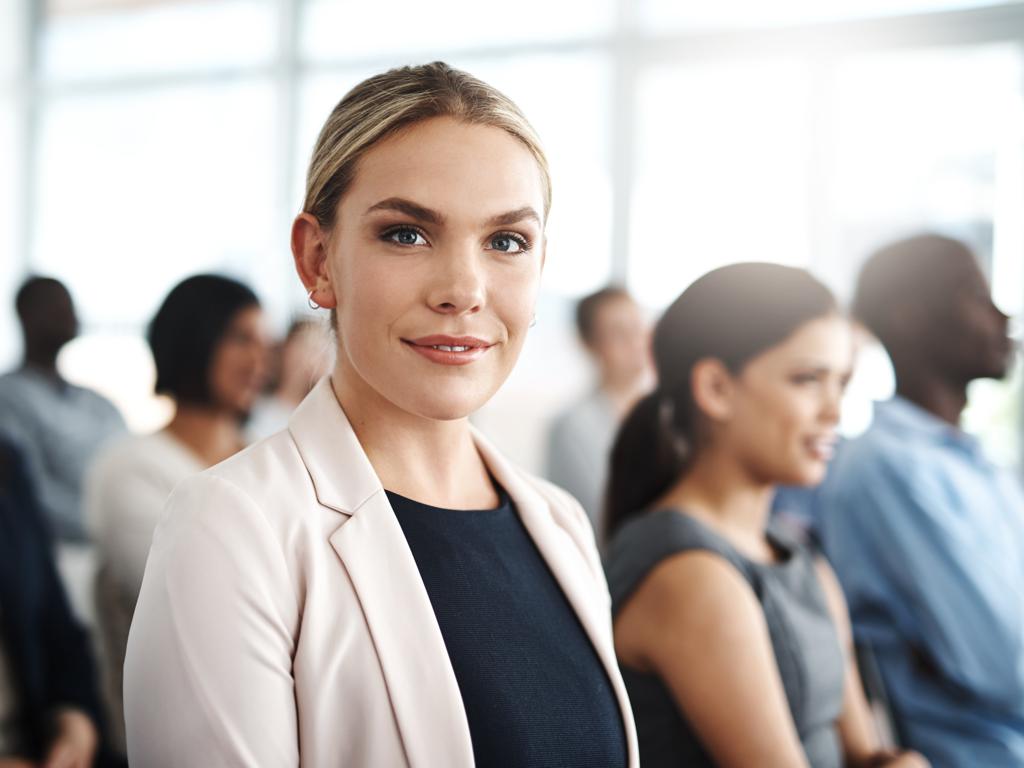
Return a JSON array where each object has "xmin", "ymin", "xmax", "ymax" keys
[
  {"xmin": 397, "ymin": 386, "xmax": 495, "ymax": 423},
  {"xmin": 412, "ymin": 399, "xmax": 484, "ymax": 423},
  {"xmin": 791, "ymin": 463, "xmax": 828, "ymax": 488}
]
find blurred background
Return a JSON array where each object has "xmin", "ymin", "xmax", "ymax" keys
[{"xmin": 2, "ymin": 0, "xmax": 1023, "ymax": 475}]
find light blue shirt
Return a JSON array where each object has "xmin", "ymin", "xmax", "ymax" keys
[
  {"xmin": 0, "ymin": 366, "xmax": 125, "ymax": 541},
  {"xmin": 819, "ymin": 396, "xmax": 1024, "ymax": 767}
]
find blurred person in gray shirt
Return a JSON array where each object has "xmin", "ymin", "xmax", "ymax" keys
[
  {"xmin": 546, "ymin": 286, "xmax": 653, "ymax": 541},
  {"xmin": 0, "ymin": 276, "xmax": 125, "ymax": 544}
]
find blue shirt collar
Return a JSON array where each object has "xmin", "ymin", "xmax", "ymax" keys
[{"xmin": 873, "ymin": 395, "xmax": 982, "ymax": 456}]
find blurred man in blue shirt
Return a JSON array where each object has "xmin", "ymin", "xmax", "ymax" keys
[
  {"xmin": 0, "ymin": 277, "xmax": 124, "ymax": 542},
  {"xmin": 819, "ymin": 234, "xmax": 1023, "ymax": 767}
]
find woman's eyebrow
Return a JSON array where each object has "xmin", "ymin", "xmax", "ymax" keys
[
  {"xmin": 485, "ymin": 206, "xmax": 541, "ymax": 227},
  {"xmin": 365, "ymin": 197, "xmax": 444, "ymax": 224},
  {"xmin": 364, "ymin": 199, "xmax": 541, "ymax": 228}
]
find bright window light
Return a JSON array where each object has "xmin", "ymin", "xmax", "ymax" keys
[
  {"xmin": 301, "ymin": 0, "xmax": 615, "ymax": 64},
  {"xmin": 639, "ymin": 0, "xmax": 1017, "ymax": 30},
  {"xmin": 33, "ymin": 81, "xmax": 281, "ymax": 330},
  {"xmin": 41, "ymin": 0, "xmax": 275, "ymax": 81},
  {"xmin": 630, "ymin": 58, "xmax": 812, "ymax": 309}
]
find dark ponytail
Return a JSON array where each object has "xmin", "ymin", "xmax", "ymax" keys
[{"xmin": 604, "ymin": 262, "xmax": 837, "ymax": 539}]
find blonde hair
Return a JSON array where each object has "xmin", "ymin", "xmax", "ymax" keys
[{"xmin": 302, "ymin": 61, "xmax": 552, "ymax": 228}]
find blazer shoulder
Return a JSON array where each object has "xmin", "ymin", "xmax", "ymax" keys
[
  {"xmin": 526, "ymin": 473, "xmax": 591, "ymax": 530},
  {"xmin": 205, "ymin": 429, "xmax": 317, "ymax": 510},
  {"xmin": 156, "ymin": 431, "xmax": 325, "ymax": 568},
  {"xmin": 520, "ymin": 471, "xmax": 605, "ymax": 582}
]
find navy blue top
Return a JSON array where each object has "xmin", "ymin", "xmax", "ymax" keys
[
  {"xmin": 388, "ymin": 487, "xmax": 627, "ymax": 768},
  {"xmin": 0, "ymin": 436, "xmax": 123, "ymax": 766}
]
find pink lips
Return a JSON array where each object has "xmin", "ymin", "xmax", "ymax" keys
[{"xmin": 402, "ymin": 335, "xmax": 494, "ymax": 366}]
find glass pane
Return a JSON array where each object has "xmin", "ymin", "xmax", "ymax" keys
[
  {"xmin": 41, "ymin": 0, "xmax": 276, "ymax": 82},
  {"xmin": 302, "ymin": 0, "xmax": 615, "ymax": 64},
  {"xmin": 32, "ymin": 81, "xmax": 288, "ymax": 332},
  {"xmin": 639, "ymin": 0, "xmax": 1018, "ymax": 31},
  {"xmin": 630, "ymin": 59, "xmax": 811, "ymax": 308},
  {"xmin": 0, "ymin": 97, "xmax": 20, "ymax": 370},
  {"xmin": 1, "ymin": 0, "xmax": 25, "ymax": 83}
]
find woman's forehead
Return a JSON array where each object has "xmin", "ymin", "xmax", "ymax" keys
[{"xmin": 341, "ymin": 118, "xmax": 547, "ymax": 222}]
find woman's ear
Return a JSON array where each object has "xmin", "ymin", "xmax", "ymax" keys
[
  {"xmin": 291, "ymin": 213, "xmax": 339, "ymax": 310},
  {"xmin": 690, "ymin": 358, "xmax": 736, "ymax": 422}
]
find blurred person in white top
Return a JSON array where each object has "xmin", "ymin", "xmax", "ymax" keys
[
  {"xmin": 546, "ymin": 287, "xmax": 653, "ymax": 539},
  {"xmin": 85, "ymin": 274, "xmax": 267, "ymax": 754}
]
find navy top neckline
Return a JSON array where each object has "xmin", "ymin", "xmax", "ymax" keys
[{"xmin": 388, "ymin": 486, "xmax": 628, "ymax": 768}]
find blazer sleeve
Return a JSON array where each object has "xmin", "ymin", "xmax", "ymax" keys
[{"xmin": 124, "ymin": 473, "xmax": 301, "ymax": 767}]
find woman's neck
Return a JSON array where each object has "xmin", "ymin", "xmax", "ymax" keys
[
  {"xmin": 331, "ymin": 367, "xmax": 498, "ymax": 510},
  {"xmin": 165, "ymin": 405, "xmax": 244, "ymax": 469},
  {"xmin": 657, "ymin": 451, "xmax": 776, "ymax": 561}
]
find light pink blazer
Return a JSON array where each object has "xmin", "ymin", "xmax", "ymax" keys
[{"xmin": 124, "ymin": 377, "xmax": 639, "ymax": 767}]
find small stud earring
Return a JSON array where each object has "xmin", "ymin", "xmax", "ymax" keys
[
  {"xmin": 307, "ymin": 289, "xmax": 321, "ymax": 311},
  {"xmin": 529, "ymin": 314, "xmax": 537, "ymax": 328}
]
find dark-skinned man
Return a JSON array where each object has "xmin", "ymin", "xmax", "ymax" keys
[
  {"xmin": 818, "ymin": 234, "xmax": 1023, "ymax": 767},
  {"xmin": 0, "ymin": 277, "xmax": 124, "ymax": 544}
]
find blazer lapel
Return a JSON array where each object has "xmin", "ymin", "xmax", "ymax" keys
[
  {"xmin": 289, "ymin": 379, "xmax": 637, "ymax": 768},
  {"xmin": 289, "ymin": 379, "xmax": 473, "ymax": 768}
]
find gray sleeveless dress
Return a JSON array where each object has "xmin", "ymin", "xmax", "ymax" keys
[{"xmin": 605, "ymin": 509, "xmax": 846, "ymax": 768}]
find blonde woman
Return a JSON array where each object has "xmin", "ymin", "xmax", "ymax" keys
[{"xmin": 123, "ymin": 63, "xmax": 637, "ymax": 768}]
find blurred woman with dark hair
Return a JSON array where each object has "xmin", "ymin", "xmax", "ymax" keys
[
  {"xmin": 84, "ymin": 274, "xmax": 266, "ymax": 753},
  {"xmin": 605, "ymin": 263, "xmax": 927, "ymax": 768}
]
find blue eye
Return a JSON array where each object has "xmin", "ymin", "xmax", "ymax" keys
[
  {"xmin": 383, "ymin": 227, "xmax": 428, "ymax": 246},
  {"xmin": 489, "ymin": 232, "xmax": 529, "ymax": 254}
]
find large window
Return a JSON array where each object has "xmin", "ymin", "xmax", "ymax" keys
[
  {"xmin": 7, "ymin": 0, "xmax": 1024, "ymax": 470},
  {"xmin": 1, "ymin": 0, "xmax": 25, "ymax": 371},
  {"xmin": 41, "ymin": 0, "xmax": 276, "ymax": 81},
  {"xmin": 34, "ymin": 81, "xmax": 281, "ymax": 328}
]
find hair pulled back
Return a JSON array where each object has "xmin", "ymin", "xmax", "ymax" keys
[
  {"xmin": 605, "ymin": 262, "xmax": 837, "ymax": 538},
  {"xmin": 303, "ymin": 61, "xmax": 551, "ymax": 230}
]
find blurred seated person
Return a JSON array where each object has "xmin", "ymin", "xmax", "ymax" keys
[
  {"xmin": 0, "ymin": 435, "xmax": 110, "ymax": 768},
  {"xmin": 605, "ymin": 263, "xmax": 925, "ymax": 768},
  {"xmin": 246, "ymin": 317, "xmax": 330, "ymax": 441},
  {"xmin": 85, "ymin": 274, "xmax": 266, "ymax": 753},
  {"xmin": 817, "ymin": 234, "xmax": 1024, "ymax": 766},
  {"xmin": 0, "ymin": 277, "xmax": 125, "ymax": 543},
  {"xmin": 546, "ymin": 286, "xmax": 652, "ymax": 535}
]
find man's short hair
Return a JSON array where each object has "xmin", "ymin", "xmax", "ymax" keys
[
  {"xmin": 575, "ymin": 286, "xmax": 631, "ymax": 346},
  {"xmin": 14, "ymin": 276, "xmax": 68, "ymax": 321},
  {"xmin": 853, "ymin": 234, "xmax": 974, "ymax": 349}
]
